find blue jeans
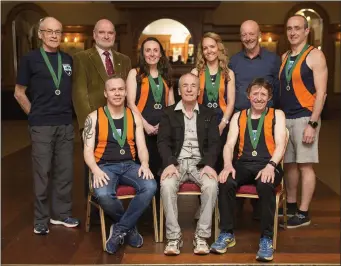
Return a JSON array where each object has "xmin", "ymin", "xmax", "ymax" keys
[{"xmin": 93, "ymin": 161, "xmax": 157, "ymax": 233}]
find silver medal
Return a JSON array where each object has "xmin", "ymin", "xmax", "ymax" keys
[
  {"xmin": 55, "ymin": 89, "xmax": 61, "ymax": 95},
  {"xmin": 252, "ymin": 150, "xmax": 257, "ymax": 157},
  {"xmin": 213, "ymin": 102, "xmax": 218, "ymax": 108},
  {"xmin": 286, "ymin": 85, "xmax": 291, "ymax": 91},
  {"xmin": 207, "ymin": 103, "xmax": 213, "ymax": 108},
  {"xmin": 120, "ymin": 149, "xmax": 125, "ymax": 155}
]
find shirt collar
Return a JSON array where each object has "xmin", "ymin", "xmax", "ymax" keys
[
  {"xmin": 96, "ymin": 45, "xmax": 113, "ymax": 57},
  {"xmin": 175, "ymin": 100, "xmax": 200, "ymax": 114},
  {"xmin": 243, "ymin": 47, "xmax": 263, "ymax": 59}
]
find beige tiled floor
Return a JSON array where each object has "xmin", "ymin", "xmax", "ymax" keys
[{"xmin": 1, "ymin": 119, "xmax": 339, "ymax": 194}]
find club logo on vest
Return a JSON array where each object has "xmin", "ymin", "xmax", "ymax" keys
[{"xmin": 62, "ymin": 64, "xmax": 72, "ymax": 76}]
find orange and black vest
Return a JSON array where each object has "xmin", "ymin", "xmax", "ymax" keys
[
  {"xmin": 135, "ymin": 69, "xmax": 169, "ymax": 126},
  {"xmin": 279, "ymin": 46, "xmax": 316, "ymax": 118},
  {"xmin": 94, "ymin": 107, "xmax": 136, "ymax": 164},
  {"xmin": 237, "ymin": 108, "xmax": 276, "ymax": 162},
  {"xmin": 198, "ymin": 70, "xmax": 228, "ymax": 120}
]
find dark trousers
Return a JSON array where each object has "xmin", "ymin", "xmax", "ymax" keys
[
  {"xmin": 30, "ymin": 124, "xmax": 74, "ymax": 226},
  {"xmin": 80, "ymin": 130, "xmax": 90, "ymax": 198},
  {"xmin": 145, "ymin": 134, "xmax": 161, "ymax": 185},
  {"xmin": 218, "ymin": 161, "xmax": 283, "ymax": 238}
]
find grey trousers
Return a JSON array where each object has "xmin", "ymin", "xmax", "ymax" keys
[
  {"xmin": 29, "ymin": 124, "xmax": 74, "ymax": 225},
  {"xmin": 161, "ymin": 158, "xmax": 218, "ymax": 240}
]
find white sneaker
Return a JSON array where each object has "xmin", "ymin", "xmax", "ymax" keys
[
  {"xmin": 193, "ymin": 235, "xmax": 210, "ymax": 255},
  {"xmin": 164, "ymin": 238, "xmax": 183, "ymax": 256}
]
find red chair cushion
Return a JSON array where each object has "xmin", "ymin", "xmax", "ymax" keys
[
  {"xmin": 179, "ymin": 182, "xmax": 201, "ymax": 192},
  {"xmin": 117, "ymin": 185, "xmax": 136, "ymax": 196},
  {"xmin": 237, "ymin": 184, "xmax": 282, "ymax": 195}
]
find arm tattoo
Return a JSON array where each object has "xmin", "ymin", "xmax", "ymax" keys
[{"xmin": 83, "ymin": 115, "xmax": 93, "ymax": 146}]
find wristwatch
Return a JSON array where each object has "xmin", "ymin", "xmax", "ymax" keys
[
  {"xmin": 268, "ymin": 160, "xmax": 277, "ymax": 168},
  {"xmin": 308, "ymin": 120, "xmax": 318, "ymax": 129}
]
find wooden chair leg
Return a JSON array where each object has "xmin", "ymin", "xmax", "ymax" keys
[
  {"xmin": 159, "ymin": 195, "xmax": 164, "ymax": 243},
  {"xmin": 85, "ymin": 193, "xmax": 92, "ymax": 232},
  {"xmin": 214, "ymin": 199, "xmax": 219, "ymax": 240},
  {"xmin": 99, "ymin": 207, "xmax": 107, "ymax": 251},
  {"xmin": 152, "ymin": 196, "xmax": 159, "ymax": 242},
  {"xmin": 273, "ymin": 194, "xmax": 280, "ymax": 250},
  {"xmin": 283, "ymin": 191, "xmax": 288, "ymax": 229}
]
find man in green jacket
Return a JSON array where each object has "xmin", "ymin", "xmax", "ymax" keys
[{"xmin": 72, "ymin": 19, "xmax": 131, "ymax": 198}]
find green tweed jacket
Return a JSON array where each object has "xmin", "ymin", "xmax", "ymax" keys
[{"xmin": 72, "ymin": 46, "xmax": 131, "ymax": 130}]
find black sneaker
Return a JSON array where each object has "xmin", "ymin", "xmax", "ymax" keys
[
  {"xmin": 281, "ymin": 213, "xmax": 311, "ymax": 229},
  {"xmin": 278, "ymin": 206, "xmax": 296, "ymax": 218},
  {"xmin": 50, "ymin": 217, "xmax": 80, "ymax": 228},
  {"xmin": 34, "ymin": 224, "xmax": 49, "ymax": 235}
]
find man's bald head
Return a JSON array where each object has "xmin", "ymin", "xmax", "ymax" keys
[
  {"xmin": 93, "ymin": 19, "xmax": 116, "ymax": 50},
  {"xmin": 240, "ymin": 20, "xmax": 261, "ymax": 53},
  {"xmin": 94, "ymin": 19, "xmax": 115, "ymax": 33},
  {"xmin": 240, "ymin": 20, "xmax": 260, "ymax": 35}
]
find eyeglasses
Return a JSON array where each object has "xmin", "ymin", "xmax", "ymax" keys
[{"xmin": 40, "ymin": 30, "xmax": 63, "ymax": 36}]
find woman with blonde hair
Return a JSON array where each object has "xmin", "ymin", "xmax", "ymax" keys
[{"xmin": 191, "ymin": 32, "xmax": 235, "ymax": 138}]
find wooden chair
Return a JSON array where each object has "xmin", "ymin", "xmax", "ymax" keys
[
  {"xmin": 234, "ymin": 128, "xmax": 289, "ymax": 250},
  {"xmin": 159, "ymin": 181, "xmax": 220, "ymax": 242},
  {"xmin": 85, "ymin": 172, "xmax": 159, "ymax": 251}
]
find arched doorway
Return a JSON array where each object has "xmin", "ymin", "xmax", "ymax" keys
[
  {"xmin": 2, "ymin": 3, "xmax": 47, "ymax": 87},
  {"xmin": 138, "ymin": 19, "xmax": 194, "ymax": 65}
]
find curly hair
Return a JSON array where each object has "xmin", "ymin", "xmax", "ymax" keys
[
  {"xmin": 195, "ymin": 32, "xmax": 230, "ymax": 81},
  {"xmin": 136, "ymin": 37, "xmax": 172, "ymax": 87}
]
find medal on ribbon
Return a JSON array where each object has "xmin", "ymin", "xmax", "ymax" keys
[
  {"xmin": 284, "ymin": 44, "xmax": 310, "ymax": 91},
  {"xmin": 148, "ymin": 75, "xmax": 164, "ymax": 109},
  {"xmin": 40, "ymin": 47, "xmax": 62, "ymax": 96},
  {"xmin": 247, "ymin": 109, "xmax": 267, "ymax": 157},
  {"xmin": 205, "ymin": 67, "xmax": 220, "ymax": 109},
  {"xmin": 104, "ymin": 106, "xmax": 127, "ymax": 155}
]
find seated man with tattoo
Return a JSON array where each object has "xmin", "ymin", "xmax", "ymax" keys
[{"xmin": 83, "ymin": 76, "xmax": 157, "ymax": 254}]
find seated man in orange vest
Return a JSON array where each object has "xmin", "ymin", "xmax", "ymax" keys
[
  {"xmin": 83, "ymin": 76, "xmax": 157, "ymax": 255},
  {"xmin": 211, "ymin": 78, "xmax": 286, "ymax": 262}
]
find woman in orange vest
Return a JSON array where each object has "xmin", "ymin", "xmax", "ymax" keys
[
  {"xmin": 191, "ymin": 32, "xmax": 235, "ymax": 171},
  {"xmin": 127, "ymin": 37, "xmax": 174, "ymax": 182}
]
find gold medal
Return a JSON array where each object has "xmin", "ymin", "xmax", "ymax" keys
[
  {"xmin": 120, "ymin": 149, "xmax": 125, "ymax": 155},
  {"xmin": 252, "ymin": 150, "xmax": 257, "ymax": 157}
]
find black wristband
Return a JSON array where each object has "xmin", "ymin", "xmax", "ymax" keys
[{"xmin": 268, "ymin": 160, "xmax": 277, "ymax": 168}]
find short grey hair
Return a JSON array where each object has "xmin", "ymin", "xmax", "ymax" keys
[{"xmin": 178, "ymin": 73, "xmax": 200, "ymax": 88}]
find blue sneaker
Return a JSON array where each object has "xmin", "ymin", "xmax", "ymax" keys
[
  {"xmin": 210, "ymin": 232, "xmax": 236, "ymax": 254},
  {"xmin": 106, "ymin": 224, "xmax": 126, "ymax": 254},
  {"xmin": 256, "ymin": 237, "xmax": 274, "ymax": 262},
  {"xmin": 50, "ymin": 217, "xmax": 80, "ymax": 228},
  {"xmin": 126, "ymin": 226, "xmax": 143, "ymax": 248}
]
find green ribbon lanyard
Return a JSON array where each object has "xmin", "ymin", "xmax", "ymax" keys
[
  {"xmin": 205, "ymin": 67, "xmax": 220, "ymax": 102},
  {"xmin": 284, "ymin": 44, "xmax": 310, "ymax": 86},
  {"xmin": 247, "ymin": 108, "xmax": 266, "ymax": 153},
  {"xmin": 40, "ymin": 47, "xmax": 62, "ymax": 91},
  {"xmin": 148, "ymin": 74, "xmax": 164, "ymax": 104},
  {"xmin": 104, "ymin": 106, "xmax": 127, "ymax": 150}
]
